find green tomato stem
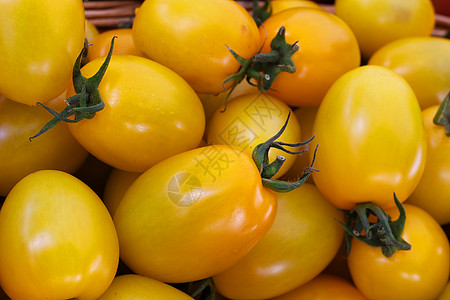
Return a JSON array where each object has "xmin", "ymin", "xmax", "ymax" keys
[{"xmin": 433, "ymin": 91, "xmax": 450, "ymax": 136}]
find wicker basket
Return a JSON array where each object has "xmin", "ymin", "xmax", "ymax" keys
[{"xmin": 84, "ymin": 0, "xmax": 450, "ymax": 36}]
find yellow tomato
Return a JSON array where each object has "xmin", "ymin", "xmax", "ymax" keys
[
  {"xmin": 272, "ymin": 273, "xmax": 367, "ymax": 300},
  {"xmin": 213, "ymin": 184, "xmax": 344, "ymax": 299},
  {"xmin": 335, "ymin": 0, "xmax": 435, "ymax": 60},
  {"xmin": 0, "ymin": 170, "xmax": 119, "ymax": 300},
  {"xmin": 103, "ymin": 169, "xmax": 141, "ymax": 216},
  {"xmin": 0, "ymin": 94, "xmax": 88, "ymax": 196},
  {"xmin": 132, "ymin": 0, "xmax": 261, "ymax": 93},
  {"xmin": 97, "ymin": 274, "xmax": 193, "ymax": 300},
  {"xmin": 87, "ymin": 28, "xmax": 143, "ymax": 61},
  {"xmin": 260, "ymin": 7, "xmax": 360, "ymax": 106},
  {"xmin": 311, "ymin": 65, "xmax": 426, "ymax": 210},
  {"xmin": 270, "ymin": 0, "xmax": 323, "ymax": 15},
  {"xmin": 406, "ymin": 105, "xmax": 450, "ymax": 225},
  {"xmin": 348, "ymin": 204, "xmax": 450, "ymax": 300},
  {"xmin": 206, "ymin": 92, "xmax": 302, "ymax": 178},
  {"xmin": 85, "ymin": 19, "xmax": 100, "ymax": 43},
  {"xmin": 369, "ymin": 37, "xmax": 450, "ymax": 109},
  {"xmin": 0, "ymin": 0, "xmax": 85, "ymax": 105}
]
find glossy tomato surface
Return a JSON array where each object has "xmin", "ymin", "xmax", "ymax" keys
[
  {"xmin": 213, "ymin": 183, "xmax": 344, "ymax": 299},
  {"xmin": 68, "ymin": 55, "xmax": 205, "ymax": 172},
  {"xmin": 348, "ymin": 204, "xmax": 450, "ymax": 300},
  {"xmin": 335, "ymin": 0, "xmax": 435, "ymax": 60},
  {"xmin": 113, "ymin": 145, "xmax": 277, "ymax": 283},
  {"xmin": 0, "ymin": 94, "xmax": 88, "ymax": 196},
  {"xmin": 369, "ymin": 37, "xmax": 450, "ymax": 109},
  {"xmin": 0, "ymin": 170, "xmax": 119, "ymax": 300},
  {"xmin": 0, "ymin": 0, "xmax": 85, "ymax": 105},
  {"xmin": 272, "ymin": 273, "xmax": 367, "ymax": 300},
  {"xmin": 311, "ymin": 65, "xmax": 426, "ymax": 210},
  {"xmin": 87, "ymin": 28, "xmax": 143, "ymax": 61},
  {"xmin": 97, "ymin": 274, "xmax": 193, "ymax": 300},
  {"xmin": 259, "ymin": 7, "xmax": 360, "ymax": 107},
  {"xmin": 206, "ymin": 92, "xmax": 302, "ymax": 178},
  {"xmin": 406, "ymin": 105, "xmax": 450, "ymax": 225},
  {"xmin": 132, "ymin": 0, "xmax": 261, "ymax": 93}
]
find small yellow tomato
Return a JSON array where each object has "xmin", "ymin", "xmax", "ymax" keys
[
  {"xmin": 85, "ymin": 19, "xmax": 100, "ymax": 43},
  {"xmin": 87, "ymin": 28, "xmax": 143, "ymax": 61},
  {"xmin": 0, "ymin": 170, "xmax": 119, "ymax": 300},
  {"xmin": 369, "ymin": 37, "xmax": 450, "ymax": 109},
  {"xmin": 270, "ymin": 0, "xmax": 323, "ymax": 15},
  {"xmin": 97, "ymin": 274, "xmax": 193, "ymax": 300},
  {"xmin": 335, "ymin": 0, "xmax": 435, "ymax": 60},
  {"xmin": 103, "ymin": 168, "xmax": 141, "ymax": 216}
]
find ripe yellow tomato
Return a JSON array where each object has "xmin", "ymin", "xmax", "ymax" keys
[
  {"xmin": 335, "ymin": 0, "xmax": 435, "ymax": 60},
  {"xmin": 270, "ymin": 0, "xmax": 323, "ymax": 15},
  {"xmin": 0, "ymin": 0, "xmax": 85, "ymax": 105},
  {"xmin": 68, "ymin": 55, "xmax": 205, "ymax": 172},
  {"xmin": 369, "ymin": 37, "xmax": 450, "ymax": 109},
  {"xmin": 85, "ymin": 19, "xmax": 100, "ymax": 43},
  {"xmin": 213, "ymin": 183, "xmax": 344, "ymax": 299},
  {"xmin": 113, "ymin": 145, "xmax": 277, "ymax": 283},
  {"xmin": 0, "ymin": 170, "xmax": 119, "ymax": 300},
  {"xmin": 272, "ymin": 273, "xmax": 367, "ymax": 300},
  {"xmin": 87, "ymin": 28, "xmax": 143, "ymax": 61},
  {"xmin": 348, "ymin": 204, "xmax": 450, "ymax": 300},
  {"xmin": 406, "ymin": 105, "xmax": 450, "ymax": 225},
  {"xmin": 438, "ymin": 281, "xmax": 450, "ymax": 300},
  {"xmin": 206, "ymin": 93, "xmax": 302, "ymax": 178},
  {"xmin": 311, "ymin": 65, "xmax": 426, "ymax": 210},
  {"xmin": 103, "ymin": 168, "xmax": 141, "ymax": 216},
  {"xmin": 97, "ymin": 274, "xmax": 193, "ymax": 300},
  {"xmin": 259, "ymin": 7, "xmax": 360, "ymax": 107},
  {"xmin": 132, "ymin": 0, "xmax": 261, "ymax": 93},
  {"xmin": 0, "ymin": 94, "xmax": 88, "ymax": 196}
]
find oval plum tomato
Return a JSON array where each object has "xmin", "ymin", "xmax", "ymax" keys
[
  {"xmin": 0, "ymin": 0, "xmax": 85, "ymax": 105},
  {"xmin": 103, "ymin": 168, "xmax": 141, "ymax": 216},
  {"xmin": 132, "ymin": 0, "xmax": 261, "ymax": 93},
  {"xmin": 310, "ymin": 65, "xmax": 426, "ymax": 210},
  {"xmin": 272, "ymin": 274, "xmax": 367, "ymax": 300},
  {"xmin": 348, "ymin": 204, "xmax": 450, "ymax": 300},
  {"xmin": 97, "ymin": 274, "xmax": 193, "ymax": 300},
  {"xmin": 0, "ymin": 170, "xmax": 119, "ymax": 300},
  {"xmin": 87, "ymin": 28, "xmax": 143, "ymax": 61},
  {"xmin": 369, "ymin": 37, "xmax": 450, "ymax": 109},
  {"xmin": 270, "ymin": 0, "xmax": 323, "ymax": 15},
  {"xmin": 259, "ymin": 7, "xmax": 360, "ymax": 107},
  {"xmin": 0, "ymin": 94, "xmax": 88, "ymax": 196},
  {"xmin": 68, "ymin": 54, "xmax": 205, "ymax": 172},
  {"xmin": 85, "ymin": 19, "xmax": 100, "ymax": 43},
  {"xmin": 212, "ymin": 183, "xmax": 344, "ymax": 299},
  {"xmin": 406, "ymin": 104, "xmax": 450, "ymax": 225},
  {"xmin": 206, "ymin": 93, "xmax": 302, "ymax": 178},
  {"xmin": 113, "ymin": 145, "xmax": 277, "ymax": 283},
  {"xmin": 335, "ymin": 0, "xmax": 435, "ymax": 60}
]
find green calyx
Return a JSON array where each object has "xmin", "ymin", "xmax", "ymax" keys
[
  {"xmin": 252, "ymin": 0, "xmax": 272, "ymax": 25},
  {"xmin": 222, "ymin": 26, "xmax": 298, "ymax": 111},
  {"xmin": 29, "ymin": 36, "xmax": 117, "ymax": 141},
  {"xmin": 433, "ymin": 91, "xmax": 450, "ymax": 136},
  {"xmin": 252, "ymin": 110, "xmax": 318, "ymax": 193},
  {"xmin": 339, "ymin": 194, "xmax": 411, "ymax": 258}
]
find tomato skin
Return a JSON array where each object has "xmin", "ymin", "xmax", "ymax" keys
[
  {"xmin": 103, "ymin": 169, "xmax": 141, "ymax": 216},
  {"xmin": 87, "ymin": 28, "xmax": 143, "ymax": 61},
  {"xmin": 0, "ymin": 94, "xmax": 88, "ymax": 196},
  {"xmin": 335, "ymin": 0, "xmax": 435, "ymax": 60},
  {"xmin": 85, "ymin": 19, "xmax": 99, "ymax": 43},
  {"xmin": 259, "ymin": 7, "xmax": 360, "ymax": 107},
  {"xmin": 113, "ymin": 145, "xmax": 277, "ymax": 283},
  {"xmin": 0, "ymin": 170, "xmax": 119, "ymax": 300},
  {"xmin": 213, "ymin": 183, "xmax": 344, "ymax": 299},
  {"xmin": 68, "ymin": 55, "xmax": 205, "ymax": 172},
  {"xmin": 132, "ymin": 0, "xmax": 261, "ymax": 94},
  {"xmin": 270, "ymin": 0, "xmax": 322, "ymax": 15},
  {"xmin": 0, "ymin": 0, "xmax": 85, "ymax": 105},
  {"xmin": 272, "ymin": 274, "xmax": 367, "ymax": 300},
  {"xmin": 311, "ymin": 65, "xmax": 426, "ymax": 210},
  {"xmin": 97, "ymin": 274, "xmax": 193, "ymax": 300},
  {"xmin": 206, "ymin": 93, "xmax": 302, "ymax": 178},
  {"xmin": 348, "ymin": 204, "xmax": 450, "ymax": 300},
  {"xmin": 369, "ymin": 37, "xmax": 450, "ymax": 109},
  {"xmin": 406, "ymin": 105, "xmax": 450, "ymax": 225}
]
